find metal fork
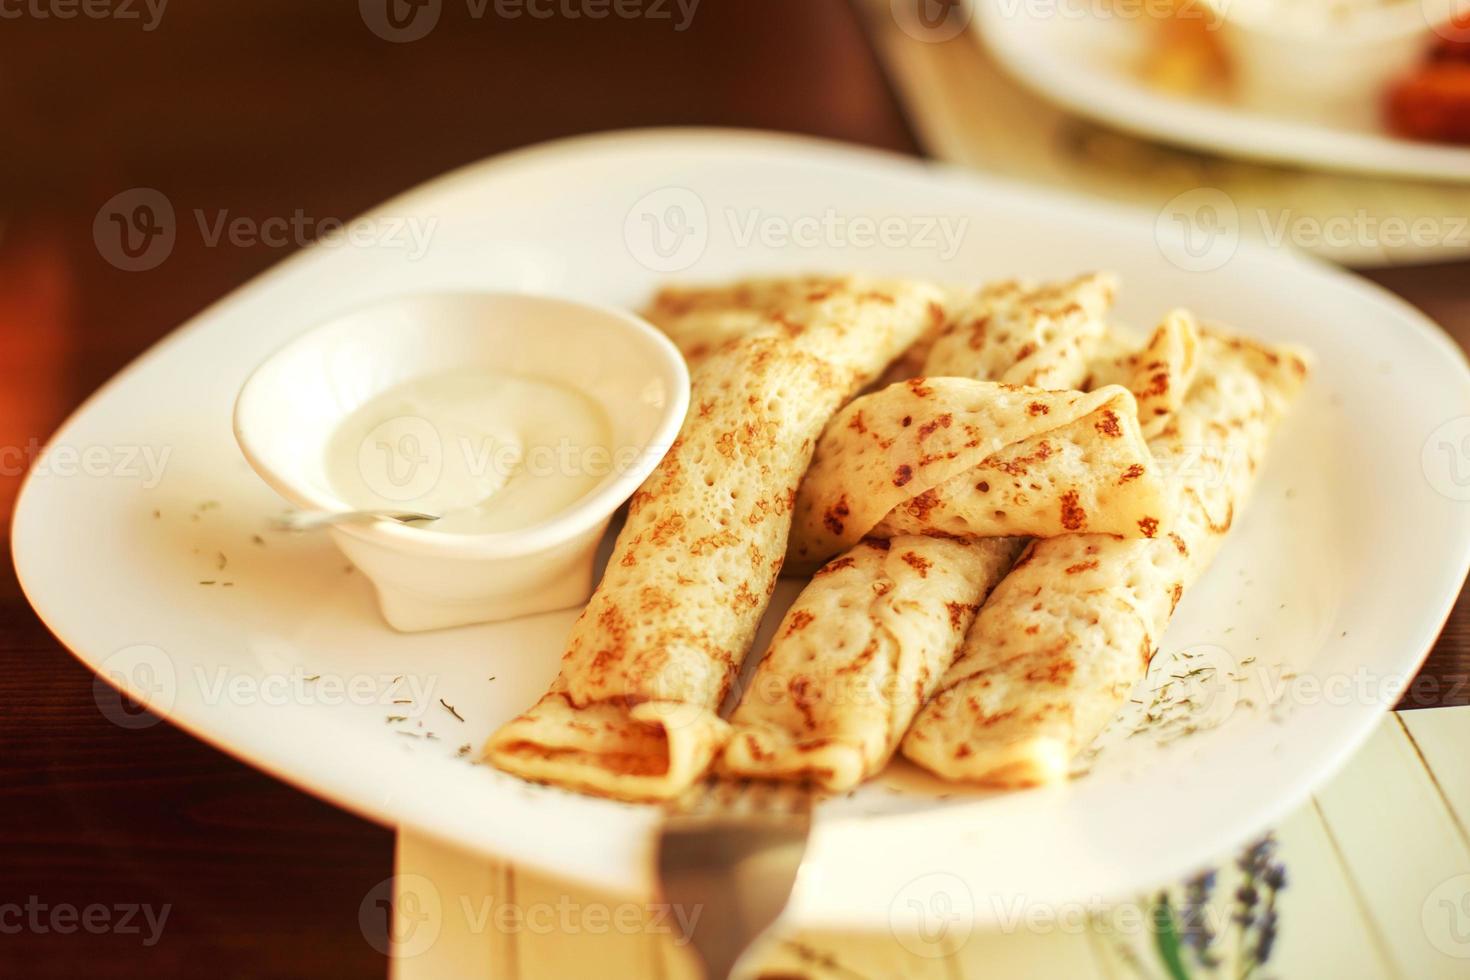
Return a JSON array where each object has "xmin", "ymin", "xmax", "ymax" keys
[{"xmin": 656, "ymin": 778, "xmax": 816, "ymax": 979}]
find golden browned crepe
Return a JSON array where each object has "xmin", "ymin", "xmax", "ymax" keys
[
  {"xmin": 787, "ymin": 380, "xmax": 1168, "ymax": 568},
  {"xmin": 1084, "ymin": 309, "xmax": 1200, "ymax": 439},
  {"xmin": 719, "ymin": 275, "xmax": 1123, "ymax": 790},
  {"xmin": 482, "ymin": 276, "xmax": 946, "ymax": 801},
  {"xmin": 920, "ymin": 273, "xmax": 1115, "ymax": 388},
  {"xmin": 720, "ymin": 536, "xmax": 1021, "ymax": 790},
  {"xmin": 901, "ymin": 318, "xmax": 1310, "ymax": 786},
  {"xmin": 880, "ymin": 273, "xmax": 1114, "ymax": 386}
]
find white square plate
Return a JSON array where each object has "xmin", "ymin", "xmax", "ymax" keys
[{"xmin": 15, "ymin": 129, "xmax": 1470, "ymax": 929}]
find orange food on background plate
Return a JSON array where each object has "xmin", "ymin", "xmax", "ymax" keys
[{"xmin": 1386, "ymin": 61, "xmax": 1470, "ymax": 143}]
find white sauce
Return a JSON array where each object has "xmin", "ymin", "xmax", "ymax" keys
[{"xmin": 325, "ymin": 369, "xmax": 611, "ymax": 534}]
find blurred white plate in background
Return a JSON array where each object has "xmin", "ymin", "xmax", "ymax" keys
[{"xmin": 974, "ymin": 0, "xmax": 1470, "ymax": 184}]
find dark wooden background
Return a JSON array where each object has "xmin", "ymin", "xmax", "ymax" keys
[{"xmin": 1, "ymin": 2, "xmax": 1465, "ymax": 976}]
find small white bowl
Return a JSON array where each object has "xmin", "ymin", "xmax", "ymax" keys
[
  {"xmin": 233, "ymin": 292, "xmax": 689, "ymax": 632},
  {"xmin": 1203, "ymin": 0, "xmax": 1469, "ymax": 119}
]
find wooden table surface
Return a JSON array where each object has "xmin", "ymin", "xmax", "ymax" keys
[{"xmin": 0, "ymin": 3, "xmax": 1465, "ymax": 977}]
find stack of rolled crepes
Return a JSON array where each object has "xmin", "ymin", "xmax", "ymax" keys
[
  {"xmin": 483, "ymin": 277, "xmax": 949, "ymax": 799},
  {"xmin": 899, "ymin": 317, "xmax": 1308, "ymax": 786},
  {"xmin": 484, "ymin": 273, "xmax": 1310, "ymax": 801}
]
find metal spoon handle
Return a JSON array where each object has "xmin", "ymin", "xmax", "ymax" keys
[{"xmin": 272, "ymin": 510, "xmax": 440, "ymax": 532}]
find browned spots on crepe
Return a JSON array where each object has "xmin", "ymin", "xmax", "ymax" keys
[
  {"xmin": 689, "ymin": 529, "xmax": 740, "ymax": 556},
  {"xmin": 904, "ymin": 488, "xmax": 942, "ymax": 521},
  {"xmin": 901, "ymin": 551, "xmax": 933, "ymax": 577},
  {"xmin": 918, "ymin": 414, "xmax": 953, "ymax": 440},
  {"xmin": 1119, "ymin": 463, "xmax": 1145, "ymax": 483},
  {"xmin": 784, "ymin": 609, "xmax": 816, "ymax": 636},
  {"xmin": 966, "ymin": 315, "xmax": 990, "ymax": 350},
  {"xmin": 788, "ymin": 675, "xmax": 821, "ymax": 731},
  {"xmin": 1065, "ymin": 560, "xmax": 1099, "ymax": 575},
  {"xmin": 1060, "ymin": 489, "xmax": 1087, "ymax": 531},
  {"xmin": 1095, "ymin": 409, "xmax": 1122, "ymax": 438},
  {"xmin": 639, "ymin": 586, "xmax": 675, "ymax": 614},
  {"xmin": 1025, "ymin": 659, "xmax": 1076, "ymax": 685},
  {"xmin": 907, "ymin": 378, "xmax": 935, "ymax": 398},
  {"xmin": 1194, "ymin": 493, "xmax": 1235, "ymax": 535},
  {"xmin": 990, "ymin": 439, "xmax": 1055, "ymax": 477},
  {"xmin": 946, "ymin": 601, "xmax": 979, "ymax": 630},
  {"xmin": 649, "ymin": 513, "xmax": 687, "ymax": 546},
  {"xmin": 815, "ymin": 555, "xmax": 857, "ymax": 577},
  {"xmin": 1028, "ymin": 401, "xmax": 1050, "ymax": 416},
  {"xmin": 823, "ymin": 496, "xmax": 850, "ymax": 536},
  {"xmin": 894, "ymin": 464, "xmax": 914, "ymax": 487}
]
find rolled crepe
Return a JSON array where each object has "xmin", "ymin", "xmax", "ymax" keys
[
  {"xmin": 483, "ymin": 277, "xmax": 947, "ymax": 801},
  {"xmin": 901, "ymin": 319, "xmax": 1310, "ymax": 786},
  {"xmin": 879, "ymin": 272, "xmax": 1113, "ymax": 386},
  {"xmin": 641, "ymin": 275, "xmax": 931, "ymax": 367},
  {"xmin": 921, "ymin": 273, "xmax": 1114, "ymax": 388},
  {"xmin": 787, "ymin": 379, "xmax": 1168, "ymax": 567},
  {"xmin": 1084, "ymin": 309, "xmax": 1200, "ymax": 439},
  {"xmin": 720, "ymin": 537, "xmax": 1022, "ymax": 790},
  {"xmin": 720, "ymin": 274, "xmax": 1117, "ymax": 790}
]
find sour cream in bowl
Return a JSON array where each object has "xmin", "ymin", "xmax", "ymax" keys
[{"xmin": 233, "ymin": 292, "xmax": 690, "ymax": 631}]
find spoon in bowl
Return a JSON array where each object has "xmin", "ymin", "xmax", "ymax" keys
[{"xmin": 272, "ymin": 510, "xmax": 440, "ymax": 533}]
